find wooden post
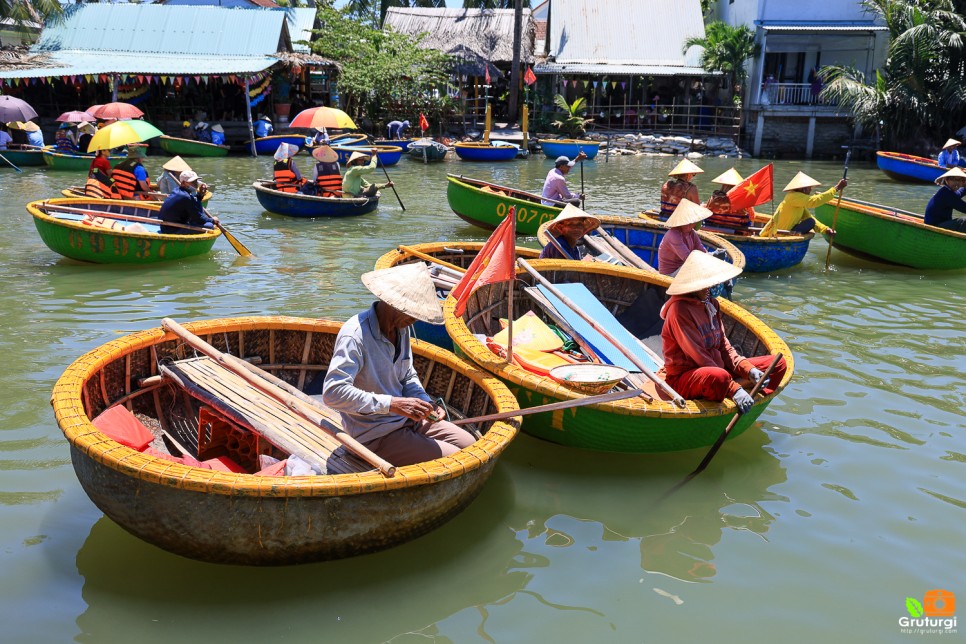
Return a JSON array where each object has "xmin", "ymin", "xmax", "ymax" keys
[{"xmin": 245, "ymin": 77, "xmax": 257, "ymax": 157}]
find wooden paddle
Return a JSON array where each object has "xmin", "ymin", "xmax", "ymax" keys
[
  {"xmin": 659, "ymin": 353, "xmax": 782, "ymax": 500},
  {"xmin": 451, "ymin": 387, "xmax": 643, "ymax": 426},
  {"xmin": 578, "ymin": 145, "xmax": 586, "ymax": 209},
  {"xmin": 373, "ymin": 149, "xmax": 405, "ymax": 211},
  {"xmin": 0, "ymin": 152, "xmax": 23, "ymax": 173},
  {"xmin": 200, "ymin": 201, "xmax": 252, "ymax": 257},
  {"xmin": 40, "ymin": 202, "xmax": 214, "ymax": 234},
  {"xmin": 517, "ymin": 258, "xmax": 686, "ymax": 407},
  {"xmin": 824, "ymin": 148, "xmax": 851, "ymax": 272}
]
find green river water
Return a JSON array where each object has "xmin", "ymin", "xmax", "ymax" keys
[{"xmin": 0, "ymin": 150, "xmax": 963, "ymax": 643}]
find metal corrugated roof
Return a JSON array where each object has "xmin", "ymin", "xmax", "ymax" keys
[
  {"xmin": 535, "ymin": 62, "xmax": 710, "ymax": 77},
  {"xmin": 548, "ymin": 0, "xmax": 705, "ymax": 68},
  {"xmin": 287, "ymin": 7, "xmax": 316, "ymax": 54},
  {"xmin": 33, "ymin": 4, "xmax": 287, "ymax": 56},
  {"xmin": 0, "ymin": 51, "xmax": 277, "ymax": 79},
  {"xmin": 762, "ymin": 22, "xmax": 887, "ymax": 32}
]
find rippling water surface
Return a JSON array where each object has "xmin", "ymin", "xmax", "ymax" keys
[{"xmin": 0, "ymin": 150, "xmax": 963, "ymax": 642}]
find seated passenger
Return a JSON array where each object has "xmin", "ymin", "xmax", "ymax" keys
[
  {"xmin": 925, "ymin": 167, "xmax": 966, "ymax": 232},
  {"xmin": 209, "ymin": 124, "xmax": 226, "ymax": 146},
  {"xmin": 937, "ymin": 138, "xmax": 965, "ymax": 169},
  {"xmin": 660, "ymin": 159, "xmax": 703, "ymax": 219},
  {"xmin": 759, "ymin": 171, "xmax": 845, "ymax": 238},
  {"xmin": 303, "ymin": 145, "xmax": 342, "ymax": 196},
  {"xmin": 158, "ymin": 171, "xmax": 217, "ymax": 235},
  {"xmin": 157, "ymin": 156, "xmax": 193, "ymax": 195},
  {"xmin": 254, "ymin": 115, "xmax": 273, "ymax": 139},
  {"xmin": 342, "ymin": 151, "xmax": 391, "ymax": 198},
  {"xmin": 112, "ymin": 145, "xmax": 152, "ymax": 200},
  {"xmin": 273, "ymin": 142, "xmax": 305, "ymax": 193},
  {"xmin": 538, "ymin": 204, "xmax": 600, "ymax": 260},
  {"xmin": 704, "ymin": 168, "xmax": 755, "ymax": 233},
  {"xmin": 658, "ymin": 199, "xmax": 710, "ymax": 276}
]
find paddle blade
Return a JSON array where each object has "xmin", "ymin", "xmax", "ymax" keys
[{"xmin": 216, "ymin": 223, "xmax": 253, "ymax": 257}]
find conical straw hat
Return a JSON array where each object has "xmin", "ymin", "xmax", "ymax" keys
[
  {"xmin": 547, "ymin": 203, "xmax": 600, "ymax": 236},
  {"xmin": 211, "ymin": 124, "xmax": 224, "ymax": 133},
  {"xmin": 935, "ymin": 167, "xmax": 966, "ymax": 185},
  {"xmin": 667, "ymin": 250, "xmax": 743, "ymax": 296},
  {"xmin": 666, "ymin": 198, "xmax": 713, "ymax": 228},
  {"xmin": 942, "ymin": 138, "xmax": 961, "ymax": 149},
  {"xmin": 162, "ymin": 155, "xmax": 192, "ymax": 174},
  {"xmin": 347, "ymin": 150, "xmax": 371, "ymax": 165},
  {"xmin": 361, "ymin": 263, "xmax": 444, "ymax": 324},
  {"xmin": 312, "ymin": 145, "xmax": 338, "ymax": 162},
  {"xmin": 668, "ymin": 159, "xmax": 704, "ymax": 177},
  {"xmin": 783, "ymin": 171, "xmax": 821, "ymax": 192},
  {"xmin": 711, "ymin": 168, "xmax": 743, "ymax": 186}
]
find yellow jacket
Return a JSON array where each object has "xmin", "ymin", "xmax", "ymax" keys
[{"xmin": 759, "ymin": 188, "xmax": 836, "ymax": 237}]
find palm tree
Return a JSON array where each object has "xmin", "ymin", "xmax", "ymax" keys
[
  {"xmin": 0, "ymin": 0, "xmax": 60, "ymax": 27},
  {"xmin": 683, "ymin": 21, "xmax": 756, "ymax": 99},
  {"xmin": 820, "ymin": 0, "xmax": 966, "ymax": 149},
  {"xmin": 552, "ymin": 95, "xmax": 594, "ymax": 138}
]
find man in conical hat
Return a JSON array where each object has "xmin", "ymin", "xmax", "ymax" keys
[
  {"xmin": 759, "ymin": 171, "xmax": 847, "ymax": 238},
  {"xmin": 660, "ymin": 251, "xmax": 787, "ymax": 412},
  {"xmin": 704, "ymin": 168, "xmax": 755, "ymax": 233},
  {"xmin": 657, "ymin": 199, "xmax": 711, "ymax": 275},
  {"xmin": 937, "ymin": 138, "xmax": 965, "ymax": 169},
  {"xmin": 660, "ymin": 158, "xmax": 703, "ymax": 218},
  {"xmin": 343, "ymin": 149, "xmax": 393, "ymax": 198},
  {"xmin": 539, "ymin": 203, "xmax": 600, "ymax": 260},
  {"xmin": 320, "ymin": 263, "xmax": 476, "ymax": 466},
  {"xmin": 925, "ymin": 167, "xmax": 966, "ymax": 232}
]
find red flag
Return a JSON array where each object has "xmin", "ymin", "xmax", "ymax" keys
[
  {"xmin": 484, "ymin": 63, "xmax": 491, "ymax": 85},
  {"xmin": 524, "ymin": 66, "xmax": 537, "ymax": 86},
  {"xmin": 451, "ymin": 207, "xmax": 517, "ymax": 317},
  {"xmin": 727, "ymin": 164, "xmax": 774, "ymax": 211},
  {"xmin": 419, "ymin": 112, "xmax": 429, "ymax": 132}
]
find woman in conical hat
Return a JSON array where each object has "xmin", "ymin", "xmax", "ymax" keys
[
  {"xmin": 158, "ymin": 155, "xmax": 193, "ymax": 194},
  {"xmin": 272, "ymin": 142, "xmax": 305, "ymax": 193},
  {"xmin": 759, "ymin": 171, "xmax": 847, "ymax": 238},
  {"xmin": 704, "ymin": 167, "xmax": 757, "ymax": 234},
  {"xmin": 925, "ymin": 167, "xmax": 966, "ymax": 232},
  {"xmin": 660, "ymin": 250, "xmax": 787, "ymax": 412},
  {"xmin": 660, "ymin": 158, "xmax": 703, "ymax": 218},
  {"xmin": 305, "ymin": 144, "xmax": 342, "ymax": 197},
  {"xmin": 317, "ymin": 263, "xmax": 475, "ymax": 467},
  {"xmin": 938, "ymin": 138, "xmax": 964, "ymax": 169},
  {"xmin": 538, "ymin": 203, "xmax": 600, "ymax": 260},
  {"xmin": 657, "ymin": 199, "xmax": 712, "ymax": 276}
]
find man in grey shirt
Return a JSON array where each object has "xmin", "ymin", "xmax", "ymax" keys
[{"xmin": 320, "ymin": 263, "xmax": 475, "ymax": 466}]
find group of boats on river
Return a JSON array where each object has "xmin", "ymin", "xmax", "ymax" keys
[{"xmin": 7, "ymin": 99, "xmax": 964, "ymax": 565}]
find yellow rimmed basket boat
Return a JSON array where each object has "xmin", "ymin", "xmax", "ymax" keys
[
  {"xmin": 50, "ymin": 316, "xmax": 520, "ymax": 564},
  {"xmin": 444, "ymin": 260, "xmax": 793, "ymax": 453}
]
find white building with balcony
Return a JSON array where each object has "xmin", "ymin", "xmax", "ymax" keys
[{"xmin": 717, "ymin": 0, "xmax": 888, "ymax": 157}]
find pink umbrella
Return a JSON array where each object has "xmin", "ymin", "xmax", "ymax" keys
[
  {"xmin": 56, "ymin": 110, "xmax": 96, "ymax": 123},
  {"xmin": 89, "ymin": 102, "xmax": 144, "ymax": 120}
]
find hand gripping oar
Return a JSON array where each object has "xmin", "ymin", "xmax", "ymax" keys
[
  {"xmin": 517, "ymin": 258, "xmax": 686, "ymax": 407},
  {"xmin": 824, "ymin": 147, "xmax": 851, "ymax": 272},
  {"xmin": 374, "ymin": 149, "xmax": 405, "ymax": 211},
  {"xmin": 658, "ymin": 353, "xmax": 783, "ymax": 500}
]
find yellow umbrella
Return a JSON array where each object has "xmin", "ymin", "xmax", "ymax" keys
[{"xmin": 87, "ymin": 119, "xmax": 163, "ymax": 152}]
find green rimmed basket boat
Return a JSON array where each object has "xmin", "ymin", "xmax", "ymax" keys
[
  {"xmin": 814, "ymin": 197, "xmax": 966, "ymax": 270},
  {"xmin": 444, "ymin": 260, "xmax": 793, "ymax": 453},
  {"xmin": 28, "ymin": 198, "xmax": 220, "ymax": 264},
  {"xmin": 49, "ymin": 315, "xmax": 520, "ymax": 564},
  {"xmin": 43, "ymin": 149, "xmax": 127, "ymax": 171},
  {"xmin": 447, "ymin": 174, "xmax": 563, "ymax": 235},
  {"xmin": 0, "ymin": 145, "xmax": 50, "ymax": 166},
  {"xmin": 158, "ymin": 135, "xmax": 229, "ymax": 157}
]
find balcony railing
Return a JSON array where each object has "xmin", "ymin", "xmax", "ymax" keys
[{"xmin": 756, "ymin": 82, "xmax": 836, "ymax": 107}]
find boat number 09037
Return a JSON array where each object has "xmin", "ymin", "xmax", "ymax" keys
[{"xmin": 496, "ymin": 202, "xmax": 551, "ymax": 225}]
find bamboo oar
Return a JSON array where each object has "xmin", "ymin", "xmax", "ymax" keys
[
  {"xmin": 518, "ymin": 258, "xmax": 686, "ymax": 407},
  {"xmin": 0, "ymin": 152, "xmax": 23, "ymax": 172},
  {"xmin": 824, "ymin": 148, "xmax": 851, "ymax": 272},
  {"xmin": 593, "ymin": 227, "xmax": 654, "ymax": 272},
  {"xmin": 397, "ymin": 245, "xmax": 466, "ymax": 273},
  {"xmin": 160, "ymin": 318, "xmax": 397, "ymax": 477},
  {"xmin": 578, "ymin": 145, "xmax": 586, "ymax": 209},
  {"xmin": 451, "ymin": 387, "xmax": 643, "ymax": 426},
  {"xmin": 40, "ymin": 202, "xmax": 214, "ymax": 233},
  {"xmin": 659, "ymin": 354, "xmax": 782, "ymax": 499},
  {"xmin": 373, "ymin": 150, "xmax": 405, "ymax": 211}
]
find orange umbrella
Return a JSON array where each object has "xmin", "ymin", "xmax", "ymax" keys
[
  {"xmin": 89, "ymin": 102, "xmax": 144, "ymax": 120},
  {"xmin": 290, "ymin": 106, "xmax": 356, "ymax": 130}
]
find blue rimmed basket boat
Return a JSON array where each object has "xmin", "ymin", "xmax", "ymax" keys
[
  {"xmin": 876, "ymin": 151, "xmax": 945, "ymax": 184},
  {"xmin": 253, "ymin": 134, "xmax": 306, "ymax": 156},
  {"xmin": 454, "ymin": 142, "xmax": 519, "ymax": 162},
  {"xmin": 540, "ymin": 139, "xmax": 600, "ymax": 160},
  {"xmin": 252, "ymin": 179, "xmax": 378, "ymax": 217},
  {"xmin": 331, "ymin": 144, "xmax": 402, "ymax": 166},
  {"xmin": 372, "ymin": 138, "xmax": 415, "ymax": 152}
]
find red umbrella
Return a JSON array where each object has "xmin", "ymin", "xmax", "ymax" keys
[
  {"xmin": 89, "ymin": 102, "xmax": 144, "ymax": 120},
  {"xmin": 56, "ymin": 110, "xmax": 97, "ymax": 123}
]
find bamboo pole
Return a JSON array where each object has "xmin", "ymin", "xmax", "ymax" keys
[
  {"xmin": 39, "ymin": 202, "xmax": 213, "ymax": 234},
  {"xmin": 451, "ymin": 387, "xmax": 643, "ymax": 426},
  {"xmin": 593, "ymin": 228, "xmax": 654, "ymax": 272},
  {"xmin": 397, "ymin": 245, "xmax": 466, "ymax": 273},
  {"xmin": 517, "ymin": 258, "xmax": 686, "ymax": 407},
  {"xmin": 160, "ymin": 318, "xmax": 396, "ymax": 477}
]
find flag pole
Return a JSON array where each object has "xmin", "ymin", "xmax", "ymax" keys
[{"xmin": 506, "ymin": 206, "xmax": 516, "ymax": 365}]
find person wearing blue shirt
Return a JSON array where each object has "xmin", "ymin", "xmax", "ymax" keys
[
  {"xmin": 210, "ymin": 124, "xmax": 225, "ymax": 146},
  {"xmin": 158, "ymin": 171, "xmax": 217, "ymax": 235},
  {"xmin": 24, "ymin": 123, "xmax": 44, "ymax": 148},
  {"xmin": 386, "ymin": 120, "xmax": 410, "ymax": 140},
  {"xmin": 937, "ymin": 138, "xmax": 965, "ymax": 168},
  {"xmin": 925, "ymin": 167, "xmax": 966, "ymax": 232},
  {"xmin": 254, "ymin": 115, "xmax": 273, "ymax": 138},
  {"xmin": 195, "ymin": 122, "xmax": 212, "ymax": 143}
]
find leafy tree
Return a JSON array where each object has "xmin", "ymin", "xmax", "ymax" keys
[
  {"xmin": 312, "ymin": 6, "xmax": 455, "ymax": 131},
  {"xmin": 551, "ymin": 94, "xmax": 593, "ymax": 137},
  {"xmin": 820, "ymin": 0, "xmax": 966, "ymax": 149},
  {"xmin": 683, "ymin": 21, "xmax": 756, "ymax": 99},
  {"xmin": 0, "ymin": 0, "xmax": 60, "ymax": 28}
]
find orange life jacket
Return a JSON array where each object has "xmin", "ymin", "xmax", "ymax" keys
[
  {"xmin": 314, "ymin": 162, "xmax": 342, "ymax": 196},
  {"xmin": 112, "ymin": 159, "xmax": 149, "ymax": 200},
  {"xmin": 705, "ymin": 190, "xmax": 731, "ymax": 215},
  {"xmin": 660, "ymin": 179, "xmax": 698, "ymax": 218},
  {"xmin": 703, "ymin": 189, "xmax": 753, "ymax": 231},
  {"xmin": 85, "ymin": 171, "xmax": 116, "ymax": 200},
  {"xmin": 273, "ymin": 160, "xmax": 301, "ymax": 193}
]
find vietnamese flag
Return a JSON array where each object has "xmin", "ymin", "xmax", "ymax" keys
[
  {"xmin": 419, "ymin": 112, "xmax": 429, "ymax": 132},
  {"xmin": 484, "ymin": 63, "xmax": 491, "ymax": 85},
  {"xmin": 524, "ymin": 66, "xmax": 537, "ymax": 86},
  {"xmin": 727, "ymin": 164, "xmax": 774, "ymax": 211},
  {"xmin": 451, "ymin": 207, "xmax": 517, "ymax": 317}
]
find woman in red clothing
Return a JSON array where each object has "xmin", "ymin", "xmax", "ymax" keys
[{"xmin": 660, "ymin": 251, "xmax": 786, "ymax": 412}]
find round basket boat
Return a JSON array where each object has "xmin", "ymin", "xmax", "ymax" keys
[
  {"xmin": 444, "ymin": 260, "xmax": 794, "ymax": 453},
  {"xmin": 50, "ymin": 316, "xmax": 520, "ymax": 565},
  {"xmin": 540, "ymin": 139, "xmax": 600, "ymax": 160}
]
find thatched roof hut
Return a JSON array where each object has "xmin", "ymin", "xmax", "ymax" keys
[{"xmin": 383, "ymin": 8, "xmax": 535, "ymax": 64}]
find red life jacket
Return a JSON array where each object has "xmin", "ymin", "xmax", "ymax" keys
[
  {"xmin": 112, "ymin": 159, "xmax": 148, "ymax": 200},
  {"xmin": 85, "ymin": 171, "xmax": 116, "ymax": 200},
  {"xmin": 704, "ymin": 190, "xmax": 753, "ymax": 231},
  {"xmin": 273, "ymin": 160, "xmax": 301, "ymax": 193},
  {"xmin": 660, "ymin": 179, "xmax": 697, "ymax": 218},
  {"xmin": 314, "ymin": 162, "xmax": 342, "ymax": 196}
]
